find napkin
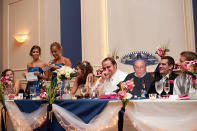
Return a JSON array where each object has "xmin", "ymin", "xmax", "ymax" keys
[{"xmin": 99, "ymin": 94, "xmax": 117, "ymax": 99}]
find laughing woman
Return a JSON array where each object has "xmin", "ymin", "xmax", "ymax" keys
[
  {"xmin": 71, "ymin": 61, "xmax": 98, "ymax": 97},
  {"xmin": 49, "ymin": 42, "xmax": 72, "ymax": 69},
  {"xmin": 26, "ymin": 45, "xmax": 48, "ymax": 96}
]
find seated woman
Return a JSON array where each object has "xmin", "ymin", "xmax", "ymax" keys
[
  {"xmin": 49, "ymin": 42, "xmax": 72, "ymax": 70},
  {"xmin": 1, "ymin": 69, "xmax": 23, "ymax": 95},
  {"xmin": 71, "ymin": 61, "xmax": 98, "ymax": 97},
  {"xmin": 26, "ymin": 45, "xmax": 48, "ymax": 96}
]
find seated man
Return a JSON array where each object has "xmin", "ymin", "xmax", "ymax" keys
[
  {"xmin": 173, "ymin": 51, "xmax": 197, "ymax": 95},
  {"xmin": 124, "ymin": 59, "xmax": 154, "ymax": 97},
  {"xmin": 93, "ymin": 57, "xmax": 127, "ymax": 95},
  {"xmin": 148, "ymin": 56, "xmax": 178, "ymax": 95}
]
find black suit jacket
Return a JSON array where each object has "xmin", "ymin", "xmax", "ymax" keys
[
  {"xmin": 124, "ymin": 72, "xmax": 154, "ymax": 97},
  {"xmin": 148, "ymin": 72, "xmax": 178, "ymax": 96}
]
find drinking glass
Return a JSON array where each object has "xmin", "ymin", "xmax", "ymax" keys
[
  {"xmin": 30, "ymin": 84, "xmax": 36, "ymax": 99},
  {"xmin": 164, "ymin": 80, "xmax": 170, "ymax": 97},
  {"xmin": 80, "ymin": 85, "xmax": 87, "ymax": 98},
  {"xmin": 155, "ymin": 81, "xmax": 164, "ymax": 98}
]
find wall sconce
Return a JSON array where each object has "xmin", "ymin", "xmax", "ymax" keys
[{"xmin": 14, "ymin": 34, "xmax": 28, "ymax": 43}]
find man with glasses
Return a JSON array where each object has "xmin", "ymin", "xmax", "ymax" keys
[{"xmin": 124, "ymin": 59, "xmax": 154, "ymax": 97}]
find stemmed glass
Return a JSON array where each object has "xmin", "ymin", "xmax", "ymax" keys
[
  {"xmin": 155, "ymin": 81, "xmax": 164, "ymax": 99},
  {"xmin": 30, "ymin": 83, "xmax": 36, "ymax": 99},
  {"xmin": 80, "ymin": 85, "xmax": 87, "ymax": 98},
  {"xmin": 164, "ymin": 80, "xmax": 170, "ymax": 98}
]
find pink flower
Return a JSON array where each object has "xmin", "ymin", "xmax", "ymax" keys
[
  {"xmin": 184, "ymin": 64, "xmax": 188, "ymax": 70},
  {"xmin": 40, "ymin": 93, "xmax": 44, "ymax": 99},
  {"xmin": 40, "ymin": 88, "xmax": 44, "ymax": 93},
  {"xmin": 174, "ymin": 63, "xmax": 180, "ymax": 69},
  {"xmin": 125, "ymin": 80, "xmax": 134, "ymax": 91},
  {"xmin": 9, "ymin": 95, "xmax": 15, "ymax": 100},
  {"xmin": 168, "ymin": 80, "xmax": 174, "ymax": 84},
  {"xmin": 108, "ymin": 56, "xmax": 113, "ymax": 58},
  {"xmin": 158, "ymin": 48, "xmax": 163, "ymax": 51},
  {"xmin": 192, "ymin": 79, "xmax": 196, "ymax": 84},
  {"xmin": 118, "ymin": 91, "xmax": 126, "ymax": 99},
  {"xmin": 96, "ymin": 68, "xmax": 103, "ymax": 76}
]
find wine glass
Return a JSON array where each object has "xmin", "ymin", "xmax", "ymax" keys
[
  {"xmin": 80, "ymin": 85, "xmax": 87, "ymax": 98},
  {"xmin": 155, "ymin": 81, "xmax": 164, "ymax": 99},
  {"xmin": 30, "ymin": 84, "xmax": 36, "ymax": 99},
  {"xmin": 164, "ymin": 80, "xmax": 170, "ymax": 98}
]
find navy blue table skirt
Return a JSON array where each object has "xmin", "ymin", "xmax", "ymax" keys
[{"xmin": 14, "ymin": 99, "xmax": 110, "ymax": 131}]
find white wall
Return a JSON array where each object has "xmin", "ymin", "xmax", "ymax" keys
[
  {"xmin": 1, "ymin": 0, "xmax": 195, "ymax": 80},
  {"xmin": 106, "ymin": 0, "xmax": 189, "ymax": 73},
  {"xmin": 81, "ymin": 0, "xmax": 195, "ymax": 73},
  {"xmin": 0, "ymin": 0, "xmax": 3, "ymax": 73},
  {"xmin": 81, "ymin": 0, "xmax": 108, "ymax": 71}
]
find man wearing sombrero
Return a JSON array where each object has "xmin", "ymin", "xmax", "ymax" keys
[{"xmin": 121, "ymin": 51, "xmax": 157, "ymax": 97}]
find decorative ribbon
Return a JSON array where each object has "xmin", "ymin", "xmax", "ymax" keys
[
  {"xmin": 47, "ymin": 104, "xmax": 53, "ymax": 131},
  {"xmin": 1, "ymin": 106, "xmax": 7, "ymax": 131},
  {"xmin": 118, "ymin": 107, "xmax": 125, "ymax": 131}
]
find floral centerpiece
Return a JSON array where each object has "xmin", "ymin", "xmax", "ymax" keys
[
  {"xmin": 0, "ymin": 76, "xmax": 14, "ymax": 99},
  {"xmin": 54, "ymin": 66, "xmax": 76, "ymax": 95},
  {"xmin": 117, "ymin": 80, "xmax": 134, "ymax": 131},
  {"xmin": 155, "ymin": 44, "xmax": 170, "ymax": 57},
  {"xmin": 117, "ymin": 80, "xmax": 134, "ymax": 108},
  {"xmin": 54, "ymin": 66, "xmax": 76, "ymax": 82},
  {"xmin": 184, "ymin": 60, "xmax": 197, "ymax": 89},
  {"xmin": 1, "ymin": 77, "xmax": 12, "ymax": 89},
  {"xmin": 110, "ymin": 48, "xmax": 119, "ymax": 60}
]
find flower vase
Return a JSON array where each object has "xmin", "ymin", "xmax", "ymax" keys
[
  {"xmin": 189, "ymin": 77, "xmax": 197, "ymax": 100},
  {"xmin": 62, "ymin": 79, "xmax": 72, "ymax": 99}
]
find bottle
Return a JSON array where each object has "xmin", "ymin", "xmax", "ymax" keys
[{"xmin": 141, "ymin": 80, "xmax": 147, "ymax": 98}]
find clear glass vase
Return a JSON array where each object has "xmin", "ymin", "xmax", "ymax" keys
[
  {"xmin": 61, "ymin": 79, "xmax": 72, "ymax": 99},
  {"xmin": 189, "ymin": 77, "xmax": 197, "ymax": 99}
]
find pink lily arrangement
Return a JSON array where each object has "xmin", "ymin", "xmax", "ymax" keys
[
  {"xmin": 0, "ymin": 77, "xmax": 12, "ymax": 88},
  {"xmin": 184, "ymin": 60, "xmax": 197, "ymax": 89},
  {"xmin": 117, "ymin": 80, "xmax": 135, "ymax": 108},
  {"xmin": 155, "ymin": 45, "xmax": 169, "ymax": 57}
]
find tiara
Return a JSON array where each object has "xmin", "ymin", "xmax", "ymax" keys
[
  {"xmin": 82, "ymin": 61, "xmax": 87, "ymax": 66},
  {"xmin": 120, "ymin": 51, "xmax": 159, "ymax": 66}
]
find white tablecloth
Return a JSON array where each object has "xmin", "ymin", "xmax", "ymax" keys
[
  {"xmin": 1, "ymin": 99, "xmax": 197, "ymax": 131},
  {"xmin": 125, "ymin": 99, "xmax": 197, "ymax": 131}
]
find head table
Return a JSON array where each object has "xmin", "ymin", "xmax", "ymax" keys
[{"xmin": 1, "ymin": 99, "xmax": 197, "ymax": 131}]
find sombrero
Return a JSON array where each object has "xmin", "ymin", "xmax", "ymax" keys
[{"xmin": 120, "ymin": 51, "xmax": 159, "ymax": 66}]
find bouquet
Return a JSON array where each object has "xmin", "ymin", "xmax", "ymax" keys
[
  {"xmin": 155, "ymin": 44, "xmax": 170, "ymax": 57},
  {"xmin": 96, "ymin": 68, "xmax": 103, "ymax": 76},
  {"xmin": 54, "ymin": 66, "xmax": 76, "ymax": 82},
  {"xmin": 40, "ymin": 88, "xmax": 47, "ymax": 99},
  {"xmin": 0, "ymin": 77, "xmax": 12, "ymax": 89},
  {"xmin": 184, "ymin": 60, "xmax": 197, "ymax": 89},
  {"xmin": 110, "ymin": 48, "xmax": 119, "ymax": 60},
  {"xmin": 117, "ymin": 80, "xmax": 135, "ymax": 108}
]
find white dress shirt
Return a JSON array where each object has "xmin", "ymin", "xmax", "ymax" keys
[{"xmin": 92, "ymin": 69, "xmax": 127, "ymax": 94}]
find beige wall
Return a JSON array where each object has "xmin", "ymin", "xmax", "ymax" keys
[
  {"xmin": 81, "ymin": 0, "xmax": 195, "ymax": 73},
  {"xmin": 2, "ymin": 0, "xmax": 60, "ymax": 80},
  {"xmin": 0, "ymin": 0, "xmax": 3, "ymax": 73},
  {"xmin": 1, "ymin": 0, "xmax": 196, "ymax": 80},
  {"xmin": 81, "ymin": 0, "xmax": 108, "ymax": 71}
]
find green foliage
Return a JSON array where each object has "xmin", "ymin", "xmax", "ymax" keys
[{"xmin": 0, "ymin": 83, "xmax": 5, "ymax": 107}]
